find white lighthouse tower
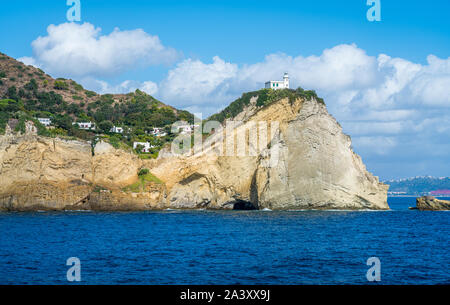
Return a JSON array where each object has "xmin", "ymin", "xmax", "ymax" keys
[
  {"xmin": 283, "ymin": 72, "xmax": 290, "ymax": 89},
  {"xmin": 265, "ymin": 73, "xmax": 290, "ymax": 90}
]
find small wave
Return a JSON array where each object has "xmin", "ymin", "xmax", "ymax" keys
[{"xmin": 262, "ymin": 208, "xmax": 272, "ymax": 211}]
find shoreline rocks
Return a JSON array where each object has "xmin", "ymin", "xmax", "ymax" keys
[{"xmin": 415, "ymin": 196, "xmax": 450, "ymax": 211}]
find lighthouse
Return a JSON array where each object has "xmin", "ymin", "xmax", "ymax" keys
[
  {"xmin": 265, "ymin": 73, "xmax": 290, "ymax": 90},
  {"xmin": 283, "ymin": 72, "xmax": 290, "ymax": 89}
]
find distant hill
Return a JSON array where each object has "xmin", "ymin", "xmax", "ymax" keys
[
  {"xmin": 385, "ymin": 176, "xmax": 450, "ymax": 196},
  {"xmin": 0, "ymin": 52, "xmax": 194, "ymax": 157}
]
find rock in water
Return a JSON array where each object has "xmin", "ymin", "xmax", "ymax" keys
[{"xmin": 415, "ymin": 196, "xmax": 450, "ymax": 211}]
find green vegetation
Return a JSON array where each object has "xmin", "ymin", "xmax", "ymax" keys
[
  {"xmin": 24, "ymin": 79, "xmax": 38, "ymax": 91},
  {"xmin": 7, "ymin": 111, "xmax": 50, "ymax": 137},
  {"xmin": 85, "ymin": 90, "xmax": 97, "ymax": 98},
  {"xmin": 0, "ymin": 54, "xmax": 327, "ymax": 160},
  {"xmin": 98, "ymin": 120, "xmax": 113, "ymax": 133},
  {"xmin": 208, "ymin": 87, "xmax": 325, "ymax": 123},
  {"xmin": 54, "ymin": 80, "xmax": 69, "ymax": 90},
  {"xmin": 138, "ymin": 151, "xmax": 159, "ymax": 159},
  {"xmin": 138, "ymin": 168, "xmax": 150, "ymax": 176},
  {"xmin": 123, "ymin": 169, "xmax": 163, "ymax": 192},
  {"xmin": 71, "ymin": 81, "xmax": 84, "ymax": 91}
]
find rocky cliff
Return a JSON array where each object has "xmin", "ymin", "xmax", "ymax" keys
[
  {"xmin": 0, "ymin": 123, "xmax": 166, "ymax": 211},
  {"xmin": 415, "ymin": 196, "xmax": 450, "ymax": 211},
  {"xmin": 153, "ymin": 97, "xmax": 389, "ymax": 210},
  {"xmin": 0, "ymin": 95, "xmax": 389, "ymax": 211}
]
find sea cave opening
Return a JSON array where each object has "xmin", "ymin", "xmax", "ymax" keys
[{"xmin": 232, "ymin": 200, "xmax": 258, "ymax": 211}]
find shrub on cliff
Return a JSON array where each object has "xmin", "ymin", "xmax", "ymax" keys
[
  {"xmin": 138, "ymin": 168, "xmax": 150, "ymax": 176},
  {"xmin": 54, "ymin": 80, "xmax": 68, "ymax": 90},
  {"xmin": 207, "ymin": 88, "xmax": 325, "ymax": 124}
]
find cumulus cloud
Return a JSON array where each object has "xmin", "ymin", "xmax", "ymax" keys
[
  {"xmin": 154, "ymin": 44, "xmax": 450, "ymax": 178},
  {"xmin": 80, "ymin": 78, "xmax": 158, "ymax": 96},
  {"xmin": 26, "ymin": 22, "xmax": 179, "ymax": 77},
  {"xmin": 18, "ymin": 32, "xmax": 450, "ymax": 178},
  {"xmin": 17, "ymin": 56, "xmax": 40, "ymax": 68},
  {"xmin": 159, "ymin": 56, "xmax": 238, "ymax": 108}
]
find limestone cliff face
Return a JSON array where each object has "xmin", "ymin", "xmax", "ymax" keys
[
  {"xmin": 0, "ymin": 129, "xmax": 165, "ymax": 211},
  {"xmin": 152, "ymin": 97, "xmax": 389, "ymax": 210},
  {"xmin": 0, "ymin": 129, "xmax": 92, "ymax": 211},
  {"xmin": 0, "ymin": 96, "xmax": 389, "ymax": 211}
]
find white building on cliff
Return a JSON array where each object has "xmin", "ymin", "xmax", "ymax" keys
[{"xmin": 265, "ymin": 72, "xmax": 290, "ymax": 90}]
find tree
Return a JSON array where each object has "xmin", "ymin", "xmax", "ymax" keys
[
  {"xmin": 135, "ymin": 144, "xmax": 145, "ymax": 153},
  {"xmin": 7, "ymin": 86, "xmax": 18, "ymax": 101},
  {"xmin": 24, "ymin": 79, "xmax": 38, "ymax": 91},
  {"xmin": 53, "ymin": 114, "xmax": 73, "ymax": 130},
  {"xmin": 98, "ymin": 120, "xmax": 114, "ymax": 133},
  {"xmin": 54, "ymin": 80, "xmax": 68, "ymax": 90}
]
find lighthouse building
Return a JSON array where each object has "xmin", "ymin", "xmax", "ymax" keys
[{"xmin": 265, "ymin": 73, "xmax": 290, "ymax": 90}]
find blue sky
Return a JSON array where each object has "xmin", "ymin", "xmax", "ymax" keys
[{"xmin": 0, "ymin": 0, "xmax": 449, "ymax": 180}]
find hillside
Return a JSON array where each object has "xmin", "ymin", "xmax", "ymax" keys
[
  {"xmin": 385, "ymin": 176, "xmax": 450, "ymax": 196},
  {"xmin": 0, "ymin": 90, "xmax": 389, "ymax": 211},
  {"xmin": 0, "ymin": 52, "xmax": 194, "ymax": 156},
  {"xmin": 207, "ymin": 87, "xmax": 324, "ymax": 123}
]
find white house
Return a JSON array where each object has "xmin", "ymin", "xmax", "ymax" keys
[
  {"xmin": 37, "ymin": 118, "xmax": 51, "ymax": 127},
  {"xmin": 265, "ymin": 72, "xmax": 290, "ymax": 90},
  {"xmin": 151, "ymin": 127, "xmax": 167, "ymax": 137},
  {"xmin": 73, "ymin": 122, "xmax": 96, "ymax": 130},
  {"xmin": 110, "ymin": 126, "xmax": 124, "ymax": 134},
  {"xmin": 176, "ymin": 124, "xmax": 200, "ymax": 135},
  {"xmin": 133, "ymin": 142, "xmax": 155, "ymax": 153}
]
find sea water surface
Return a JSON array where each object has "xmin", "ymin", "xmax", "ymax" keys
[{"xmin": 0, "ymin": 197, "xmax": 448, "ymax": 285}]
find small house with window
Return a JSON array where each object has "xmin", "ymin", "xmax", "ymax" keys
[
  {"xmin": 37, "ymin": 118, "xmax": 52, "ymax": 127},
  {"xmin": 133, "ymin": 142, "xmax": 155, "ymax": 153},
  {"xmin": 73, "ymin": 121, "xmax": 96, "ymax": 130},
  {"xmin": 265, "ymin": 72, "xmax": 290, "ymax": 90},
  {"xmin": 110, "ymin": 126, "xmax": 124, "ymax": 134}
]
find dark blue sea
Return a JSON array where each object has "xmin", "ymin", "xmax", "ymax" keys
[{"xmin": 0, "ymin": 197, "xmax": 448, "ymax": 285}]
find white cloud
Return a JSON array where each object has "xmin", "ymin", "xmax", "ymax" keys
[
  {"xmin": 80, "ymin": 78, "xmax": 158, "ymax": 96},
  {"xmin": 157, "ymin": 44, "xmax": 450, "ymax": 116},
  {"xmin": 158, "ymin": 56, "xmax": 238, "ymax": 107},
  {"xmin": 27, "ymin": 22, "xmax": 179, "ymax": 78},
  {"xmin": 154, "ymin": 44, "xmax": 450, "ymax": 178},
  {"xmin": 17, "ymin": 56, "xmax": 40, "ymax": 68},
  {"xmin": 19, "ymin": 31, "xmax": 450, "ymax": 177},
  {"xmin": 352, "ymin": 136, "xmax": 397, "ymax": 156}
]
